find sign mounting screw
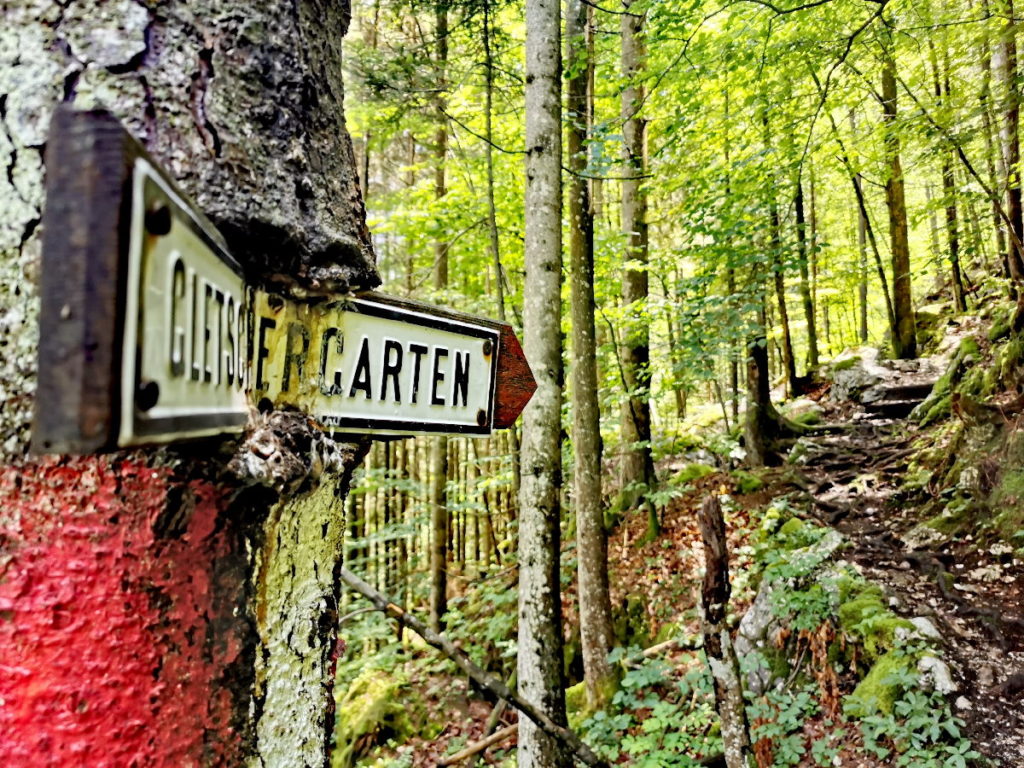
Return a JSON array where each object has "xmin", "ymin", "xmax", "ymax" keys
[
  {"xmin": 482, "ymin": 339, "xmax": 493, "ymax": 355},
  {"xmin": 136, "ymin": 379, "xmax": 160, "ymax": 412},
  {"xmin": 145, "ymin": 204, "xmax": 172, "ymax": 236}
]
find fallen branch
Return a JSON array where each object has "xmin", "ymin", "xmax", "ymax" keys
[
  {"xmin": 437, "ymin": 724, "xmax": 518, "ymax": 766},
  {"xmin": 338, "ymin": 567, "xmax": 610, "ymax": 768}
]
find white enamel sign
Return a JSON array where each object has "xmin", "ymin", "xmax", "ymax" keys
[{"xmin": 118, "ymin": 159, "xmax": 501, "ymax": 446}]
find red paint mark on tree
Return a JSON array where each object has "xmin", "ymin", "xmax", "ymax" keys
[{"xmin": 0, "ymin": 456, "xmax": 245, "ymax": 766}]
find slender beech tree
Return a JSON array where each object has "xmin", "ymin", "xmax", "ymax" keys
[
  {"xmin": 429, "ymin": 0, "xmax": 451, "ymax": 633},
  {"xmin": 519, "ymin": 0, "xmax": 571, "ymax": 761},
  {"xmin": 998, "ymin": 0, "xmax": 1024, "ymax": 282},
  {"xmin": 929, "ymin": 38, "xmax": 968, "ymax": 311},
  {"xmin": 566, "ymin": 0, "xmax": 615, "ymax": 710},
  {"xmin": 619, "ymin": 0, "xmax": 659, "ymax": 538},
  {"xmin": 763, "ymin": 111, "xmax": 797, "ymax": 394},
  {"xmin": 858, "ymin": 182, "xmax": 870, "ymax": 343},
  {"xmin": 880, "ymin": 30, "xmax": 917, "ymax": 359},
  {"xmin": 795, "ymin": 176, "xmax": 819, "ymax": 368}
]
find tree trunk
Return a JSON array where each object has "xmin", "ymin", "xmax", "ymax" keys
[
  {"xmin": 979, "ymin": 0, "xmax": 1009, "ymax": 275},
  {"xmin": 699, "ymin": 496, "xmax": 752, "ymax": 768},
  {"xmin": 0, "ymin": 2, "xmax": 377, "ymax": 764},
  {"xmin": 762, "ymin": 111, "xmax": 797, "ymax": 395},
  {"xmin": 567, "ymin": 0, "xmax": 616, "ymax": 711},
  {"xmin": 520, "ymin": 0, "xmax": 572, "ymax": 761},
  {"xmin": 795, "ymin": 176, "xmax": 819, "ymax": 369},
  {"xmin": 858, "ymin": 186, "xmax": 870, "ymax": 343},
  {"xmin": 999, "ymin": 0, "xmax": 1024, "ymax": 282},
  {"xmin": 483, "ymin": 0, "xmax": 506, "ymax": 323},
  {"xmin": 619, "ymin": 0, "xmax": 659, "ymax": 538},
  {"xmin": 744, "ymin": 332, "xmax": 781, "ymax": 468},
  {"xmin": 930, "ymin": 39, "xmax": 968, "ymax": 311},
  {"xmin": 881, "ymin": 44, "xmax": 918, "ymax": 359},
  {"xmin": 429, "ymin": 1, "xmax": 451, "ymax": 634}
]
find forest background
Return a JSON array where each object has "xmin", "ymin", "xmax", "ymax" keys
[{"xmin": 331, "ymin": 0, "xmax": 1024, "ymax": 766}]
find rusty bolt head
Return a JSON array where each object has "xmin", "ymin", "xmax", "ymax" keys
[
  {"xmin": 482, "ymin": 339, "xmax": 493, "ymax": 355},
  {"xmin": 476, "ymin": 409, "xmax": 487, "ymax": 427}
]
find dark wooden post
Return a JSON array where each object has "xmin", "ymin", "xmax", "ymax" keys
[{"xmin": 699, "ymin": 495, "xmax": 752, "ymax": 768}]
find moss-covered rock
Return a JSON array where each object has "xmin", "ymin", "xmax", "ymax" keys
[
  {"xmin": 675, "ymin": 462, "xmax": 717, "ymax": 485},
  {"xmin": 844, "ymin": 649, "xmax": 914, "ymax": 717},
  {"xmin": 990, "ymin": 468, "xmax": 1024, "ymax": 541},
  {"xmin": 913, "ymin": 336, "xmax": 981, "ymax": 426},
  {"xmin": 837, "ymin": 584, "xmax": 914, "ymax": 661},
  {"xmin": 988, "ymin": 304, "xmax": 1013, "ymax": 342},
  {"xmin": 333, "ymin": 670, "xmax": 422, "ymax": 768},
  {"xmin": 564, "ymin": 681, "xmax": 588, "ymax": 730},
  {"xmin": 613, "ymin": 596, "xmax": 651, "ymax": 649},
  {"xmin": 732, "ymin": 469, "xmax": 765, "ymax": 494}
]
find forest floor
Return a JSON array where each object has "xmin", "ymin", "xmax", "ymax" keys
[{"xmin": 789, "ymin": 402, "xmax": 1024, "ymax": 765}]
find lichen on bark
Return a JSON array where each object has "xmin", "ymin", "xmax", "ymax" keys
[{"xmin": 1, "ymin": 0, "xmax": 379, "ymax": 763}]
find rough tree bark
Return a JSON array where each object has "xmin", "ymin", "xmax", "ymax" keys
[
  {"xmin": 762, "ymin": 111, "xmax": 797, "ymax": 395},
  {"xmin": 795, "ymin": 176, "xmax": 819, "ymax": 368},
  {"xmin": 519, "ymin": 0, "xmax": 572, "ymax": 761},
  {"xmin": 429, "ymin": 0, "xmax": 451, "ymax": 634},
  {"xmin": 699, "ymin": 495, "xmax": 752, "ymax": 768},
  {"xmin": 619, "ymin": 0, "xmax": 659, "ymax": 539},
  {"xmin": 566, "ymin": 0, "xmax": 616, "ymax": 711},
  {"xmin": 880, "ymin": 37, "xmax": 917, "ymax": 359},
  {"xmin": 998, "ymin": 0, "xmax": 1024, "ymax": 282},
  {"xmin": 0, "ymin": 2, "xmax": 378, "ymax": 766}
]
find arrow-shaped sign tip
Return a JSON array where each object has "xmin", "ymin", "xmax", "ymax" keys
[{"xmin": 493, "ymin": 325, "xmax": 537, "ymax": 429}]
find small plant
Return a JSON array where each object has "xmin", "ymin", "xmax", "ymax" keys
[
  {"xmin": 580, "ymin": 649, "xmax": 721, "ymax": 767},
  {"xmin": 859, "ymin": 668, "xmax": 980, "ymax": 768},
  {"xmin": 748, "ymin": 683, "xmax": 820, "ymax": 767}
]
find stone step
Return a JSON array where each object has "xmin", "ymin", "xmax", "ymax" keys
[
  {"xmin": 861, "ymin": 380, "xmax": 936, "ymax": 404},
  {"xmin": 862, "ymin": 399, "xmax": 921, "ymax": 419}
]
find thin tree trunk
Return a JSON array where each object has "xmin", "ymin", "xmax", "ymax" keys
[
  {"xmin": 483, "ymin": 0, "xmax": 506, "ymax": 322},
  {"xmin": 1000, "ymin": 0, "xmax": 1024, "ymax": 282},
  {"xmin": 429, "ymin": 0, "xmax": 451, "ymax": 634},
  {"xmin": 619, "ymin": 0, "xmax": 658, "ymax": 538},
  {"xmin": 881, "ymin": 43, "xmax": 917, "ymax": 359},
  {"xmin": 980, "ymin": 0, "xmax": 1008, "ymax": 274},
  {"xmin": 520, "ymin": 0, "xmax": 571, "ymax": 760},
  {"xmin": 858, "ymin": 188, "xmax": 870, "ymax": 343},
  {"xmin": 725, "ymin": 89, "xmax": 740, "ymax": 422},
  {"xmin": 811, "ymin": 84, "xmax": 896, "ymax": 336},
  {"xmin": 762, "ymin": 111, "xmax": 797, "ymax": 394},
  {"xmin": 930, "ymin": 39, "xmax": 968, "ymax": 311},
  {"xmin": 795, "ymin": 176, "xmax": 819, "ymax": 368},
  {"xmin": 567, "ymin": 0, "xmax": 616, "ymax": 711}
]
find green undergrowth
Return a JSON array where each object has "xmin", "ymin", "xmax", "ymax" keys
[
  {"xmin": 742, "ymin": 504, "xmax": 977, "ymax": 766},
  {"xmin": 902, "ymin": 306, "xmax": 1024, "ymax": 550},
  {"xmin": 575, "ymin": 501, "xmax": 979, "ymax": 768},
  {"xmin": 333, "ymin": 669, "xmax": 426, "ymax": 768}
]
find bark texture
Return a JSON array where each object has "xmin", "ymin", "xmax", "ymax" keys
[
  {"xmin": 566, "ymin": 0, "xmax": 615, "ymax": 711},
  {"xmin": 881, "ymin": 46, "xmax": 917, "ymax": 359},
  {"xmin": 519, "ymin": 0, "xmax": 571, "ymax": 761},
  {"xmin": 0, "ymin": 2, "xmax": 377, "ymax": 765},
  {"xmin": 619, "ymin": 0, "xmax": 658, "ymax": 534},
  {"xmin": 699, "ymin": 495, "xmax": 751, "ymax": 768}
]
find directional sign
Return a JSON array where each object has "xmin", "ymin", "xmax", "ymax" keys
[{"xmin": 32, "ymin": 108, "xmax": 535, "ymax": 453}]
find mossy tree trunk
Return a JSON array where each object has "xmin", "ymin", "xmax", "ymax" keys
[{"xmin": 0, "ymin": 2, "xmax": 377, "ymax": 765}]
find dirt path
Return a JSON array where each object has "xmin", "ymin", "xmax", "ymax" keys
[{"xmin": 791, "ymin": 411, "xmax": 1024, "ymax": 766}]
